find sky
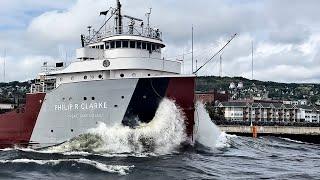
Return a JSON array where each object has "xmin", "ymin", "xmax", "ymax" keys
[{"xmin": 1, "ymin": 0, "xmax": 320, "ymax": 83}]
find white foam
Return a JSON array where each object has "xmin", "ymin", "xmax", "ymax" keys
[
  {"xmin": 45, "ymin": 98, "xmax": 187, "ymax": 155},
  {"xmin": 280, "ymin": 137, "xmax": 304, "ymax": 144},
  {"xmin": 194, "ymin": 101, "xmax": 232, "ymax": 149},
  {"xmin": 0, "ymin": 158, "xmax": 134, "ymax": 175}
]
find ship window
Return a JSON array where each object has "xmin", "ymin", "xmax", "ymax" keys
[
  {"xmin": 105, "ymin": 42, "xmax": 110, "ymax": 49},
  {"xmin": 137, "ymin": 41, "xmax": 142, "ymax": 49},
  {"xmin": 110, "ymin": 41, "xmax": 115, "ymax": 48},
  {"xmin": 71, "ymin": 76, "xmax": 74, "ymax": 80},
  {"xmin": 116, "ymin": 41, "xmax": 121, "ymax": 48},
  {"xmin": 130, "ymin": 41, "xmax": 136, "ymax": 48},
  {"xmin": 142, "ymin": 42, "xmax": 146, "ymax": 49},
  {"xmin": 121, "ymin": 96, "xmax": 124, "ymax": 99},
  {"xmin": 122, "ymin": 40, "xmax": 129, "ymax": 48},
  {"xmin": 92, "ymin": 97, "xmax": 95, "ymax": 100},
  {"xmin": 84, "ymin": 75, "xmax": 87, "ymax": 80},
  {"xmin": 100, "ymin": 45, "xmax": 104, "ymax": 49},
  {"xmin": 51, "ymin": 130, "xmax": 53, "ymax": 133},
  {"xmin": 98, "ymin": 74, "xmax": 103, "ymax": 79},
  {"xmin": 151, "ymin": 44, "xmax": 155, "ymax": 51},
  {"xmin": 84, "ymin": 97, "xmax": 87, "ymax": 100},
  {"xmin": 120, "ymin": 73, "xmax": 124, "ymax": 78},
  {"xmin": 147, "ymin": 43, "xmax": 151, "ymax": 51}
]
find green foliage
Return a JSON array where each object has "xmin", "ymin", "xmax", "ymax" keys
[{"xmin": 196, "ymin": 76, "xmax": 320, "ymax": 103}]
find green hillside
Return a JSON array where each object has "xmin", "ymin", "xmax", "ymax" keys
[{"xmin": 196, "ymin": 76, "xmax": 320, "ymax": 103}]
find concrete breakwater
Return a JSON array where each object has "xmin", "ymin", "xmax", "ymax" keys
[{"xmin": 218, "ymin": 125, "xmax": 320, "ymax": 143}]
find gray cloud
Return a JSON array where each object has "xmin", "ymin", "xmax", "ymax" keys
[{"xmin": 1, "ymin": 0, "xmax": 320, "ymax": 82}]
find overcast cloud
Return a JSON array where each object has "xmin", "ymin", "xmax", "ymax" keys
[{"xmin": 1, "ymin": 0, "xmax": 320, "ymax": 83}]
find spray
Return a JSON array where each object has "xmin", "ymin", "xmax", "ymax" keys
[
  {"xmin": 194, "ymin": 101, "xmax": 229, "ymax": 149},
  {"xmin": 46, "ymin": 98, "xmax": 187, "ymax": 155}
]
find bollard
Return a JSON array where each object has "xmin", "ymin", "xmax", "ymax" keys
[{"xmin": 252, "ymin": 126, "xmax": 258, "ymax": 138}]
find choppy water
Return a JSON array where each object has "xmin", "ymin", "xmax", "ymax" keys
[{"xmin": 0, "ymin": 100, "xmax": 319, "ymax": 179}]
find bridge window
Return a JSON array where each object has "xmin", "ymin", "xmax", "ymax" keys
[
  {"xmin": 142, "ymin": 42, "xmax": 146, "ymax": 49},
  {"xmin": 130, "ymin": 41, "xmax": 136, "ymax": 48},
  {"xmin": 152, "ymin": 44, "xmax": 155, "ymax": 51},
  {"xmin": 147, "ymin": 43, "xmax": 151, "ymax": 51},
  {"xmin": 122, "ymin": 40, "xmax": 129, "ymax": 48},
  {"xmin": 100, "ymin": 45, "xmax": 104, "ymax": 49},
  {"xmin": 116, "ymin": 41, "xmax": 121, "ymax": 48},
  {"xmin": 105, "ymin": 42, "xmax": 110, "ymax": 49},
  {"xmin": 110, "ymin": 41, "xmax": 115, "ymax": 48},
  {"xmin": 137, "ymin": 41, "xmax": 142, "ymax": 49}
]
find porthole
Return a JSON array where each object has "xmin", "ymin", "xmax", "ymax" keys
[
  {"xmin": 92, "ymin": 97, "xmax": 95, "ymax": 100},
  {"xmin": 69, "ymin": 97, "xmax": 72, "ymax": 101},
  {"xmin": 148, "ymin": 74, "xmax": 151, "ymax": 76},
  {"xmin": 84, "ymin": 97, "xmax": 87, "ymax": 100},
  {"xmin": 121, "ymin": 96, "xmax": 124, "ymax": 99},
  {"xmin": 114, "ymin": 105, "xmax": 118, "ymax": 107},
  {"xmin": 71, "ymin": 76, "xmax": 74, "ymax": 80},
  {"xmin": 103, "ymin": 60, "xmax": 110, "ymax": 67},
  {"xmin": 120, "ymin": 74, "xmax": 124, "ymax": 78},
  {"xmin": 62, "ymin": 97, "xmax": 65, "ymax": 101},
  {"xmin": 84, "ymin": 75, "xmax": 87, "ymax": 80},
  {"xmin": 51, "ymin": 130, "xmax": 53, "ymax": 133},
  {"xmin": 71, "ymin": 129, "xmax": 74, "ymax": 132},
  {"xmin": 98, "ymin": 74, "xmax": 103, "ymax": 79}
]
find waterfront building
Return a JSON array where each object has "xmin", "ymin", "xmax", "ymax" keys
[{"xmin": 217, "ymin": 101, "xmax": 316, "ymax": 123}]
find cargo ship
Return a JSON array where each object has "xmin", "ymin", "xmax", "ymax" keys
[{"xmin": 0, "ymin": 0, "xmax": 195, "ymax": 148}]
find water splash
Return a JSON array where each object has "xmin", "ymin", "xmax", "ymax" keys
[
  {"xmin": 194, "ymin": 101, "xmax": 230, "ymax": 149},
  {"xmin": 45, "ymin": 98, "xmax": 187, "ymax": 155}
]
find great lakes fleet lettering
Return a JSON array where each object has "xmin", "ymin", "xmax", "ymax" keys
[{"xmin": 54, "ymin": 102, "xmax": 107, "ymax": 111}]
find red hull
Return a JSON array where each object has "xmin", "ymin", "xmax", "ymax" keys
[
  {"xmin": 0, "ymin": 93, "xmax": 45, "ymax": 148},
  {"xmin": 166, "ymin": 77, "xmax": 195, "ymax": 139}
]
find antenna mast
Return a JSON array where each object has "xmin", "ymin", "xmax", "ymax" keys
[
  {"xmin": 219, "ymin": 54, "xmax": 223, "ymax": 77},
  {"xmin": 146, "ymin": 8, "xmax": 152, "ymax": 36},
  {"xmin": 193, "ymin": 33, "xmax": 237, "ymax": 74},
  {"xmin": 191, "ymin": 25, "xmax": 194, "ymax": 73},
  {"xmin": 116, "ymin": 0, "xmax": 122, "ymax": 34},
  {"xmin": 251, "ymin": 41, "xmax": 254, "ymax": 80},
  {"xmin": 3, "ymin": 49, "xmax": 6, "ymax": 83}
]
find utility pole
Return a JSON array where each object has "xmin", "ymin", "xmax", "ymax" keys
[{"xmin": 191, "ymin": 25, "xmax": 194, "ymax": 73}]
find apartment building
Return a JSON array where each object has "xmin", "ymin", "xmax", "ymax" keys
[{"xmin": 217, "ymin": 101, "xmax": 318, "ymax": 123}]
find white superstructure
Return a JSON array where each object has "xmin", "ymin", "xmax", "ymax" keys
[{"xmin": 33, "ymin": 0, "xmax": 181, "ymax": 90}]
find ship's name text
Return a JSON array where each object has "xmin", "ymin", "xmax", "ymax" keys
[{"xmin": 54, "ymin": 102, "xmax": 107, "ymax": 111}]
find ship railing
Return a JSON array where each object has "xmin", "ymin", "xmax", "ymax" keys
[
  {"xmin": 30, "ymin": 82, "xmax": 55, "ymax": 94},
  {"xmin": 85, "ymin": 26, "xmax": 162, "ymax": 44}
]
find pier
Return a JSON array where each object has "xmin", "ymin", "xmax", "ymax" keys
[{"xmin": 218, "ymin": 125, "xmax": 320, "ymax": 143}]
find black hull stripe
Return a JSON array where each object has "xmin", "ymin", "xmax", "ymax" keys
[{"xmin": 122, "ymin": 78, "xmax": 169, "ymax": 126}]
